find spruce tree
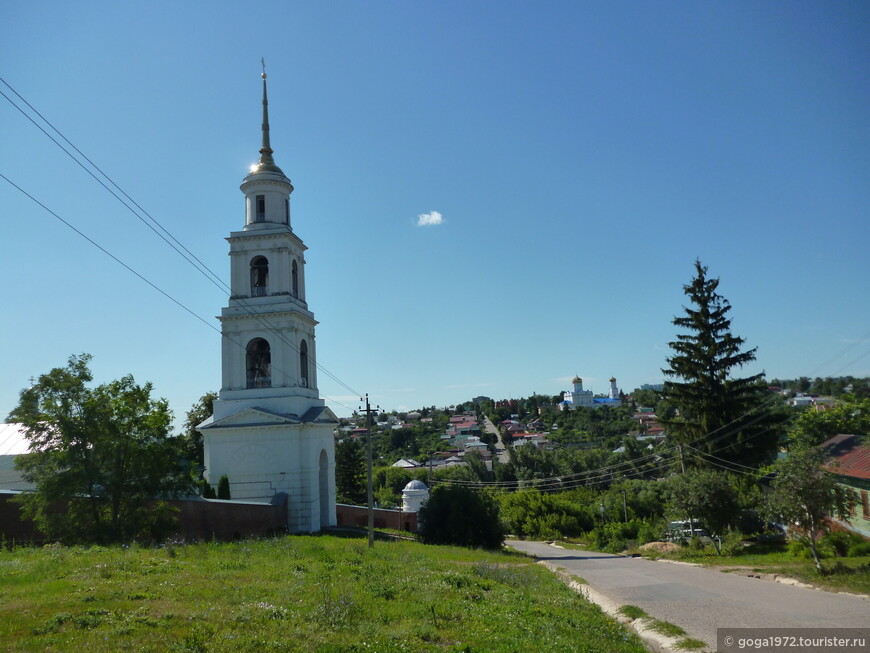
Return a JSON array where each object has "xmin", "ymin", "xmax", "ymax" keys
[
  {"xmin": 217, "ymin": 475, "xmax": 231, "ymax": 500},
  {"xmin": 663, "ymin": 260, "xmax": 783, "ymax": 470},
  {"xmin": 334, "ymin": 438, "xmax": 367, "ymax": 504}
]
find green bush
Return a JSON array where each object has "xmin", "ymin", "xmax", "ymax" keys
[
  {"xmin": 525, "ymin": 513, "xmax": 583, "ymax": 540},
  {"xmin": 847, "ymin": 542, "xmax": 870, "ymax": 557},
  {"xmin": 717, "ymin": 530, "xmax": 747, "ymax": 556},
  {"xmin": 788, "ymin": 537, "xmax": 834, "ymax": 560},
  {"xmin": 374, "ymin": 486, "xmax": 398, "ymax": 509},
  {"xmin": 687, "ymin": 535, "xmax": 705, "ymax": 553},
  {"xmin": 588, "ymin": 518, "xmax": 663, "ymax": 553},
  {"xmin": 593, "ymin": 521, "xmax": 634, "ymax": 553},
  {"xmin": 820, "ymin": 531, "xmax": 865, "ymax": 557},
  {"xmin": 636, "ymin": 519, "xmax": 665, "ymax": 545},
  {"xmin": 498, "ymin": 489, "xmax": 593, "ymax": 539},
  {"xmin": 201, "ymin": 479, "xmax": 216, "ymax": 499},
  {"xmin": 418, "ymin": 485, "xmax": 504, "ymax": 549}
]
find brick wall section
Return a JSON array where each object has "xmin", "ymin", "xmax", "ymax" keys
[
  {"xmin": 335, "ymin": 503, "xmax": 418, "ymax": 533},
  {"xmin": 0, "ymin": 492, "xmax": 41, "ymax": 543},
  {"xmin": 1, "ymin": 494, "xmax": 419, "ymax": 543},
  {"xmin": 0, "ymin": 492, "xmax": 289, "ymax": 544},
  {"xmin": 170, "ymin": 496, "xmax": 289, "ymax": 541}
]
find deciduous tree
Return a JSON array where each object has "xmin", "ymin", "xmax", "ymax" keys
[
  {"xmin": 10, "ymin": 354, "xmax": 195, "ymax": 544},
  {"xmin": 665, "ymin": 469, "xmax": 739, "ymax": 539},
  {"xmin": 418, "ymin": 485, "xmax": 503, "ymax": 549},
  {"xmin": 180, "ymin": 390, "xmax": 217, "ymax": 472},
  {"xmin": 764, "ymin": 448, "xmax": 856, "ymax": 572},
  {"xmin": 787, "ymin": 399, "xmax": 870, "ymax": 451}
]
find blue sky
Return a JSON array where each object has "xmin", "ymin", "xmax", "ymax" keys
[{"xmin": 1, "ymin": 1, "xmax": 868, "ymax": 423}]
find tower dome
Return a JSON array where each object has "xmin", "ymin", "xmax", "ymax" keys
[{"xmin": 240, "ymin": 68, "xmax": 294, "ymax": 230}]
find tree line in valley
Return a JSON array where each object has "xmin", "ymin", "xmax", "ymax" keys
[{"xmin": 7, "ymin": 260, "xmax": 867, "ymax": 569}]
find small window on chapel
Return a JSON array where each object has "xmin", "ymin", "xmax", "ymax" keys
[{"xmin": 255, "ymin": 195, "xmax": 266, "ymax": 222}]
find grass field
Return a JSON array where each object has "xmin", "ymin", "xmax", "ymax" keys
[
  {"xmin": 658, "ymin": 543, "xmax": 870, "ymax": 594},
  {"xmin": 0, "ymin": 535, "xmax": 648, "ymax": 652},
  {"xmin": 558, "ymin": 538, "xmax": 870, "ymax": 594}
]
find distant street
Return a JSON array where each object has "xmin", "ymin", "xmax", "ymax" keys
[
  {"xmin": 483, "ymin": 416, "xmax": 510, "ymax": 464},
  {"xmin": 507, "ymin": 540, "xmax": 869, "ymax": 648}
]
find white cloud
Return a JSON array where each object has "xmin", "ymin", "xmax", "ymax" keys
[{"xmin": 416, "ymin": 210, "xmax": 444, "ymax": 227}]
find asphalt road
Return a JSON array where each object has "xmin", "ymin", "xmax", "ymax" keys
[
  {"xmin": 483, "ymin": 416, "xmax": 509, "ymax": 464},
  {"xmin": 507, "ymin": 540, "xmax": 869, "ymax": 648}
]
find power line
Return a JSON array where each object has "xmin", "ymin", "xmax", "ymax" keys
[
  {"xmin": 397, "ymin": 354, "xmax": 862, "ymax": 491},
  {"xmin": 0, "ymin": 172, "xmax": 358, "ymax": 415},
  {"xmin": 1, "ymin": 76, "xmax": 360, "ymax": 399},
  {"xmin": 1, "ymin": 75, "xmax": 362, "ymax": 404},
  {"xmin": 0, "ymin": 82, "xmax": 226, "ymax": 294},
  {"xmin": 425, "ymin": 393, "xmax": 795, "ymax": 491},
  {"xmin": 0, "ymin": 172, "xmax": 222, "ymax": 336},
  {"xmin": 805, "ymin": 326, "xmax": 870, "ymax": 379}
]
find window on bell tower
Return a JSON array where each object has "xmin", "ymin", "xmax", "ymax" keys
[
  {"xmin": 250, "ymin": 256, "xmax": 269, "ymax": 297},
  {"xmin": 284, "ymin": 198, "xmax": 289, "ymax": 224},
  {"xmin": 255, "ymin": 195, "xmax": 266, "ymax": 222},
  {"xmin": 246, "ymin": 338, "xmax": 271, "ymax": 389}
]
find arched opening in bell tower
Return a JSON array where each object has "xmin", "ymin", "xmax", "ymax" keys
[
  {"xmin": 246, "ymin": 338, "xmax": 271, "ymax": 388},
  {"xmin": 250, "ymin": 256, "xmax": 269, "ymax": 297},
  {"xmin": 291, "ymin": 260, "xmax": 299, "ymax": 298},
  {"xmin": 299, "ymin": 339, "xmax": 309, "ymax": 388}
]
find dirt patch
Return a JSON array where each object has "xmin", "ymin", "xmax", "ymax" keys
[{"xmin": 639, "ymin": 541, "xmax": 681, "ymax": 554}]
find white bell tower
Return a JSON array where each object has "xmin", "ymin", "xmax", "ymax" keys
[{"xmin": 198, "ymin": 68, "xmax": 338, "ymax": 533}]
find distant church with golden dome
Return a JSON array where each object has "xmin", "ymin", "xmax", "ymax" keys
[{"xmin": 561, "ymin": 375, "xmax": 622, "ymax": 410}]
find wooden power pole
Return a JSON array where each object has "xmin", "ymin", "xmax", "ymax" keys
[{"xmin": 359, "ymin": 394, "xmax": 380, "ymax": 548}]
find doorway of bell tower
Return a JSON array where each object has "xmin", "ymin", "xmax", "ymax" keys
[{"xmin": 319, "ymin": 449, "xmax": 329, "ymax": 529}]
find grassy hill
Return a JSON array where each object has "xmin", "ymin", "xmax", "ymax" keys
[{"xmin": 0, "ymin": 534, "xmax": 647, "ymax": 652}]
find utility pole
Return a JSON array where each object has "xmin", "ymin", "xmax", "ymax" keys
[
  {"xmin": 622, "ymin": 489, "xmax": 628, "ymax": 522},
  {"xmin": 675, "ymin": 444, "xmax": 694, "ymax": 536},
  {"xmin": 359, "ymin": 394, "xmax": 380, "ymax": 548}
]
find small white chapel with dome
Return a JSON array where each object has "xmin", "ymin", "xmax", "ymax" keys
[{"xmin": 197, "ymin": 69, "xmax": 338, "ymax": 533}]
